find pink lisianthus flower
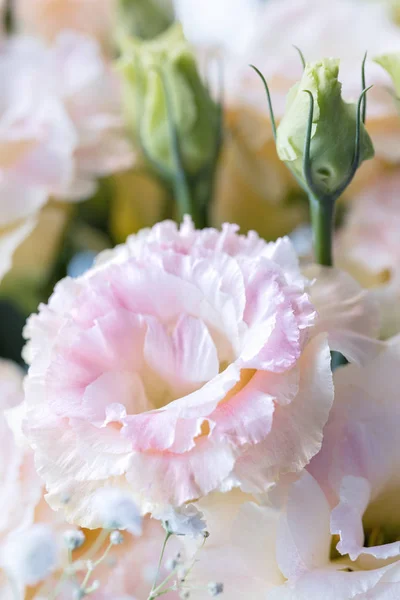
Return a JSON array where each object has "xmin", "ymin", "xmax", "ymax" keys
[
  {"xmin": 0, "ymin": 31, "xmax": 133, "ymax": 281},
  {"xmin": 10, "ymin": 31, "xmax": 134, "ymax": 201},
  {"xmin": 0, "ymin": 35, "xmax": 75, "ymax": 281},
  {"xmin": 337, "ymin": 170, "xmax": 400, "ymax": 339},
  {"xmin": 45, "ymin": 31, "xmax": 134, "ymax": 200},
  {"xmin": 23, "ymin": 218, "xmax": 379, "ymax": 524}
]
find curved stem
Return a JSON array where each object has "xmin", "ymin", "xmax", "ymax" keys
[
  {"xmin": 148, "ymin": 532, "xmax": 172, "ymax": 600},
  {"xmin": 250, "ymin": 65, "xmax": 277, "ymax": 140},
  {"xmin": 309, "ymin": 194, "xmax": 334, "ymax": 267},
  {"xmin": 361, "ymin": 51, "xmax": 368, "ymax": 124},
  {"xmin": 293, "ymin": 45, "xmax": 306, "ymax": 70}
]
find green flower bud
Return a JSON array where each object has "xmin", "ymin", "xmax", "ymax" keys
[
  {"xmin": 118, "ymin": 23, "xmax": 220, "ymax": 179},
  {"xmin": 276, "ymin": 58, "xmax": 374, "ymax": 196},
  {"xmin": 374, "ymin": 52, "xmax": 400, "ymax": 100},
  {"xmin": 116, "ymin": 0, "xmax": 174, "ymax": 41}
]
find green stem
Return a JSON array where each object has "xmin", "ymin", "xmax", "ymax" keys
[
  {"xmin": 148, "ymin": 532, "xmax": 172, "ymax": 600},
  {"xmin": 173, "ymin": 172, "xmax": 208, "ymax": 230},
  {"xmin": 309, "ymin": 194, "xmax": 335, "ymax": 267},
  {"xmin": 309, "ymin": 193, "xmax": 349, "ymax": 369},
  {"xmin": 173, "ymin": 168, "xmax": 193, "ymax": 222}
]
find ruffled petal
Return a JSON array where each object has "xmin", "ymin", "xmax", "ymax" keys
[{"xmin": 307, "ymin": 266, "xmax": 383, "ymax": 365}]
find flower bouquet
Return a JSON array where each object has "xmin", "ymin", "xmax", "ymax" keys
[{"xmin": 1, "ymin": 1, "xmax": 400, "ymax": 599}]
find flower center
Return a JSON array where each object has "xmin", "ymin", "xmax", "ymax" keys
[
  {"xmin": 219, "ymin": 369, "xmax": 256, "ymax": 406},
  {"xmin": 362, "ymin": 487, "xmax": 400, "ymax": 548},
  {"xmin": 363, "ymin": 525, "xmax": 400, "ymax": 548}
]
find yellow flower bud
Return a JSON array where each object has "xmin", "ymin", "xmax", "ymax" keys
[{"xmin": 276, "ymin": 59, "xmax": 374, "ymax": 196}]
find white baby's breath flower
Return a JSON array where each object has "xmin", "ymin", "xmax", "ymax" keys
[
  {"xmin": 1, "ymin": 524, "xmax": 59, "ymax": 585},
  {"xmin": 93, "ymin": 489, "xmax": 142, "ymax": 535},
  {"xmin": 63, "ymin": 529, "xmax": 86, "ymax": 551},
  {"xmin": 160, "ymin": 504, "xmax": 207, "ymax": 538},
  {"xmin": 208, "ymin": 581, "xmax": 224, "ymax": 596},
  {"xmin": 110, "ymin": 530, "xmax": 124, "ymax": 545}
]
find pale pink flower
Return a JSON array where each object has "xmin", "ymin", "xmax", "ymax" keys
[
  {"xmin": 0, "ymin": 361, "xmax": 42, "ymax": 536},
  {"xmin": 0, "ymin": 36, "xmax": 76, "ymax": 221},
  {"xmin": 338, "ymin": 170, "xmax": 400, "ymax": 338},
  {"xmin": 309, "ymin": 340, "xmax": 400, "ymax": 566},
  {"xmin": 0, "ymin": 34, "xmax": 75, "ymax": 281},
  {"xmin": 181, "ymin": 490, "xmax": 284, "ymax": 599},
  {"xmin": 14, "ymin": 0, "xmax": 115, "ymax": 50},
  {"xmin": 45, "ymin": 31, "xmax": 134, "ymax": 200},
  {"xmin": 0, "ymin": 32, "xmax": 133, "ymax": 281},
  {"xmin": 266, "ymin": 342, "xmax": 400, "ymax": 598},
  {"xmin": 268, "ymin": 472, "xmax": 400, "ymax": 600},
  {"xmin": 8, "ymin": 31, "xmax": 134, "ymax": 201},
  {"xmin": 0, "ymin": 360, "xmax": 45, "ymax": 596},
  {"xmin": 23, "ymin": 218, "xmax": 379, "ymax": 524}
]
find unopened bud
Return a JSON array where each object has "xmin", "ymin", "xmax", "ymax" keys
[
  {"xmin": 118, "ymin": 23, "xmax": 220, "ymax": 180},
  {"xmin": 63, "ymin": 530, "xmax": 86, "ymax": 551},
  {"xmin": 277, "ymin": 58, "xmax": 374, "ymax": 195},
  {"xmin": 110, "ymin": 530, "xmax": 124, "ymax": 545},
  {"xmin": 116, "ymin": 0, "xmax": 174, "ymax": 41}
]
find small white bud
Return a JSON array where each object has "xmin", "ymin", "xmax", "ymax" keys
[
  {"xmin": 164, "ymin": 552, "xmax": 182, "ymax": 571},
  {"xmin": 110, "ymin": 530, "xmax": 124, "ymax": 545},
  {"xmin": 208, "ymin": 582, "xmax": 224, "ymax": 596},
  {"xmin": 94, "ymin": 489, "xmax": 142, "ymax": 535},
  {"xmin": 1, "ymin": 525, "xmax": 59, "ymax": 585},
  {"xmin": 63, "ymin": 530, "xmax": 86, "ymax": 551}
]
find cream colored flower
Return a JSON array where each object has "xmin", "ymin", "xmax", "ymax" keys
[{"xmin": 337, "ymin": 169, "xmax": 400, "ymax": 338}]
